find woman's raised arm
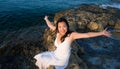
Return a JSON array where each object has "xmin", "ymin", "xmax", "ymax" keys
[{"xmin": 44, "ymin": 16, "xmax": 56, "ymax": 31}]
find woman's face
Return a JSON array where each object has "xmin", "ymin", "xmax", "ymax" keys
[{"xmin": 58, "ymin": 22, "xmax": 67, "ymax": 36}]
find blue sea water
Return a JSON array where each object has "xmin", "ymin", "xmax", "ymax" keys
[{"xmin": 0, "ymin": 0, "xmax": 120, "ymax": 32}]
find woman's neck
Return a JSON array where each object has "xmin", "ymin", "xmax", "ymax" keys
[{"xmin": 58, "ymin": 33, "xmax": 64, "ymax": 37}]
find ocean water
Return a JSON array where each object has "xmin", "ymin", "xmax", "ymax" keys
[{"xmin": 0, "ymin": 0, "xmax": 120, "ymax": 32}]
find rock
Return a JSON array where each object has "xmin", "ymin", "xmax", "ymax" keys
[
  {"xmin": 115, "ymin": 20, "xmax": 120, "ymax": 29},
  {"xmin": 47, "ymin": 65, "xmax": 55, "ymax": 69},
  {"xmin": 87, "ymin": 22, "xmax": 99, "ymax": 30},
  {"xmin": 54, "ymin": 4, "xmax": 120, "ymax": 32}
]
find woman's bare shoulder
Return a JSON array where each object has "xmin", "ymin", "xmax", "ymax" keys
[
  {"xmin": 69, "ymin": 32, "xmax": 77, "ymax": 40},
  {"xmin": 70, "ymin": 32, "xmax": 78, "ymax": 36}
]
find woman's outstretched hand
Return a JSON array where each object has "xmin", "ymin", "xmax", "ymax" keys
[
  {"xmin": 102, "ymin": 28, "xmax": 112, "ymax": 37},
  {"xmin": 44, "ymin": 16, "xmax": 49, "ymax": 21}
]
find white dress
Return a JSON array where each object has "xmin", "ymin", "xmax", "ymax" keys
[{"xmin": 34, "ymin": 34, "xmax": 71, "ymax": 69}]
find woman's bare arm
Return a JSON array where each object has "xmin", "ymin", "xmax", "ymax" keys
[
  {"xmin": 71, "ymin": 28, "xmax": 111, "ymax": 40},
  {"xmin": 44, "ymin": 16, "xmax": 56, "ymax": 31}
]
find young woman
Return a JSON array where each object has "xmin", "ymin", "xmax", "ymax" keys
[{"xmin": 34, "ymin": 16, "xmax": 111, "ymax": 69}]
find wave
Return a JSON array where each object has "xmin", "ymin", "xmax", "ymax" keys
[{"xmin": 100, "ymin": 3, "xmax": 120, "ymax": 9}]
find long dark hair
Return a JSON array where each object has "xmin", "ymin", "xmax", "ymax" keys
[{"xmin": 55, "ymin": 17, "xmax": 72, "ymax": 42}]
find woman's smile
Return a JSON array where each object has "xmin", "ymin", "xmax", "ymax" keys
[{"xmin": 58, "ymin": 22, "xmax": 67, "ymax": 36}]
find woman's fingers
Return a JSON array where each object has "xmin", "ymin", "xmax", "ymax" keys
[
  {"xmin": 44, "ymin": 16, "xmax": 49, "ymax": 20},
  {"xmin": 104, "ymin": 30, "xmax": 112, "ymax": 37}
]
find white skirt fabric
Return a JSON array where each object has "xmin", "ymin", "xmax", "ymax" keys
[
  {"xmin": 34, "ymin": 34, "xmax": 71, "ymax": 69},
  {"xmin": 34, "ymin": 51, "xmax": 69, "ymax": 69}
]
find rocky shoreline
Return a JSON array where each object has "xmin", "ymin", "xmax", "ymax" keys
[{"xmin": 0, "ymin": 4, "xmax": 120, "ymax": 69}]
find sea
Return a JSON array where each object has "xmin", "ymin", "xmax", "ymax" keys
[
  {"xmin": 0, "ymin": 0, "xmax": 120, "ymax": 69},
  {"xmin": 0, "ymin": 0, "xmax": 120, "ymax": 32}
]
